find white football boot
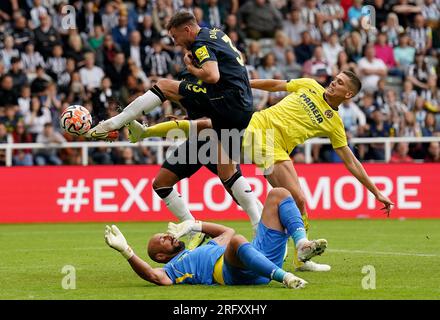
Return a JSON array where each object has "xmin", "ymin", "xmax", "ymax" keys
[
  {"xmin": 84, "ymin": 122, "xmax": 119, "ymax": 141},
  {"xmin": 127, "ymin": 120, "xmax": 148, "ymax": 143},
  {"xmin": 297, "ymin": 239, "xmax": 328, "ymax": 262}
]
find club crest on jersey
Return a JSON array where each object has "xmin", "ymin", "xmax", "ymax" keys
[
  {"xmin": 195, "ymin": 46, "xmax": 210, "ymax": 63},
  {"xmin": 325, "ymin": 110, "xmax": 333, "ymax": 119}
]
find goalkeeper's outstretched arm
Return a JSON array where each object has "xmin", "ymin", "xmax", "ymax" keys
[
  {"xmin": 127, "ymin": 255, "xmax": 173, "ymax": 286},
  {"xmin": 104, "ymin": 225, "xmax": 172, "ymax": 286}
]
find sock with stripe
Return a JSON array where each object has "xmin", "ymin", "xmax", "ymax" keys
[
  {"xmin": 278, "ymin": 196, "xmax": 307, "ymax": 248},
  {"xmin": 237, "ymin": 243, "xmax": 286, "ymax": 283},
  {"xmin": 101, "ymin": 86, "xmax": 166, "ymax": 131}
]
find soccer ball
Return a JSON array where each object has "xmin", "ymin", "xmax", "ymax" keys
[{"xmin": 60, "ymin": 105, "xmax": 93, "ymax": 136}]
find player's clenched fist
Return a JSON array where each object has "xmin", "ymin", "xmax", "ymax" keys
[
  {"xmin": 104, "ymin": 225, "xmax": 134, "ymax": 259},
  {"xmin": 183, "ymin": 52, "xmax": 200, "ymax": 68},
  {"xmin": 167, "ymin": 220, "xmax": 203, "ymax": 239}
]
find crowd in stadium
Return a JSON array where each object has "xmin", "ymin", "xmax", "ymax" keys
[{"xmin": 0, "ymin": 0, "xmax": 439, "ymax": 166}]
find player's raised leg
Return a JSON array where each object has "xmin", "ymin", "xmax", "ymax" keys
[
  {"xmin": 223, "ymin": 235, "xmax": 307, "ymax": 289},
  {"xmin": 259, "ymin": 187, "xmax": 327, "ymax": 262},
  {"xmin": 222, "ymin": 187, "xmax": 326, "ymax": 288},
  {"xmin": 265, "ymin": 161, "xmax": 331, "ymax": 271},
  {"xmin": 85, "ymin": 79, "xmax": 180, "ymax": 140},
  {"xmin": 127, "ymin": 118, "xmax": 211, "ymax": 143}
]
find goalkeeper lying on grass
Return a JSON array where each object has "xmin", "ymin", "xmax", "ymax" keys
[{"xmin": 105, "ymin": 187, "xmax": 327, "ymax": 289}]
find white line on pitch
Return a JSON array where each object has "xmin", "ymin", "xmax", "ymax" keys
[
  {"xmin": 328, "ymin": 248, "xmax": 439, "ymax": 258},
  {"xmin": 0, "ymin": 246, "xmax": 107, "ymax": 253}
]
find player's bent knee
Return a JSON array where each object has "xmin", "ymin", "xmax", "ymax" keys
[
  {"xmin": 230, "ymin": 234, "xmax": 248, "ymax": 250},
  {"xmin": 268, "ymin": 187, "xmax": 291, "ymax": 201},
  {"xmin": 156, "ymin": 79, "xmax": 178, "ymax": 94},
  {"xmin": 152, "ymin": 178, "xmax": 172, "ymax": 191}
]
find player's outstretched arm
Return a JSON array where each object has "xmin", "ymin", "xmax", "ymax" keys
[
  {"xmin": 127, "ymin": 255, "xmax": 173, "ymax": 286},
  {"xmin": 335, "ymin": 146, "xmax": 394, "ymax": 216},
  {"xmin": 250, "ymin": 79, "xmax": 288, "ymax": 92},
  {"xmin": 168, "ymin": 220, "xmax": 235, "ymax": 246},
  {"xmin": 104, "ymin": 225, "xmax": 172, "ymax": 286}
]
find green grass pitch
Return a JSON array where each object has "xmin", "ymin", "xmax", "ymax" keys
[{"xmin": 0, "ymin": 219, "xmax": 439, "ymax": 300}]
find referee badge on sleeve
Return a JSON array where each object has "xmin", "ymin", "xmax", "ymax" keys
[{"xmin": 195, "ymin": 46, "xmax": 210, "ymax": 63}]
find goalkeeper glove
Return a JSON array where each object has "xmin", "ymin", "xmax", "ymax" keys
[
  {"xmin": 167, "ymin": 220, "xmax": 203, "ymax": 239},
  {"xmin": 104, "ymin": 225, "xmax": 134, "ymax": 259}
]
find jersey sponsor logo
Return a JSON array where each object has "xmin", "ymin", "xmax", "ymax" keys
[
  {"xmin": 299, "ymin": 93, "xmax": 324, "ymax": 124},
  {"xmin": 195, "ymin": 46, "xmax": 210, "ymax": 63},
  {"xmin": 325, "ymin": 110, "xmax": 334, "ymax": 119},
  {"xmin": 309, "ymin": 89, "xmax": 317, "ymax": 95}
]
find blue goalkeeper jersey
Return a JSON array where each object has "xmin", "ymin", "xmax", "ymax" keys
[{"xmin": 163, "ymin": 240, "xmax": 225, "ymax": 285}]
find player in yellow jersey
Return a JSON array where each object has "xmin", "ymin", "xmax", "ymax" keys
[
  {"xmin": 245, "ymin": 70, "xmax": 394, "ymax": 271},
  {"xmin": 127, "ymin": 71, "xmax": 394, "ymax": 272}
]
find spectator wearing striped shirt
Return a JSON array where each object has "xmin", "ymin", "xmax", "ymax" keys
[
  {"xmin": 0, "ymin": 35, "xmax": 19, "ymax": 72},
  {"xmin": 407, "ymin": 14, "xmax": 433, "ymax": 55},
  {"xmin": 29, "ymin": 0, "xmax": 48, "ymax": 29},
  {"xmin": 319, "ymin": 0, "xmax": 344, "ymax": 37},
  {"xmin": 201, "ymin": 0, "xmax": 227, "ymax": 29},
  {"xmin": 144, "ymin": 40, "xmax": 172, "ymax": 78},
  {"xmin": 407, "ymin": 52, "xmax": 436, "ymax": 92},
  {"xmin": 381, "ymin": 12, "xmax": 405, "ymax": 47},
  {"xmin": 401, "ymin": 80, "xmax": 418, "ymax": 111},
  {"xmin": 21, "ymin": 42, "xmax": 45, "ymax": 75},
  {"xmin": 46, "ymin": 45, "xmax": 66, "ymax": 82},
  {"xmin": 421, "ymin": 75, "xmax": 440, "ymax": 112}
]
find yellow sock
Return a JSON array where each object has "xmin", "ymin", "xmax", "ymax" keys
[
  {"xmin": 141, "ymin": 120, "xmax": 190, "ymax": 138},
  {"xmin": 293, "ymin": 212, "xmax": 310, "ymax": 269}
]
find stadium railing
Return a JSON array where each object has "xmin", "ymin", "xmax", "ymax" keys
[{"xmin": 1, "ymin": 136, "xmax": 440, "ymax": 166}]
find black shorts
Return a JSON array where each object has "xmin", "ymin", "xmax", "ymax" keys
[
  {"xmin": 178, "ymin": 81, "xmax": 253, "ymax": 133},
  {"xmin": 179, "ymin": 96, "xmax": 207, "ymax": 120},
  {"xmin": 162, "ymin": 138, "xmax": 241, "ymax": 180},
  {"xmin": 179, "ymin": 81, "xmax": 253, "ymax": 162},
  {"xmin": 162, "ymin": 138, "xmax": 218, "ymax": 180}
]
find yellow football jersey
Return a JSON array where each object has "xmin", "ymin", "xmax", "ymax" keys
[{"xmin": 252, "ymin": 78, "xmax": 348, "ymax": 154}]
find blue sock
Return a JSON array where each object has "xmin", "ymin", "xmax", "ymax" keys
[
  {"xmin": 237, "ymin": 243, "xmax": 286, "ymax": 283},
  {"xmin": 278, "ymin": 197, "xmax": 307, "ymax": 246}
]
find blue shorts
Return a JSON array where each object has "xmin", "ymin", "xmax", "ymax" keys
[{"xmin": 222, "ymin": 222, "xmax": 288, "ymax": 285}]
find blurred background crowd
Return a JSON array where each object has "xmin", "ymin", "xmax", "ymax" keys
[{"xmin": 0, "ymin": 0, "xmax": 439, "ymax": 166}]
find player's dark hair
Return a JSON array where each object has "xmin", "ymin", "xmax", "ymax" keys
[
  {"xmin": 166, "ymin": 11, "xmax": 197, "ymax": 30},
  {"xmin": 342, "ymin": 70, "xmax": 362, "ymax": 95}
]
